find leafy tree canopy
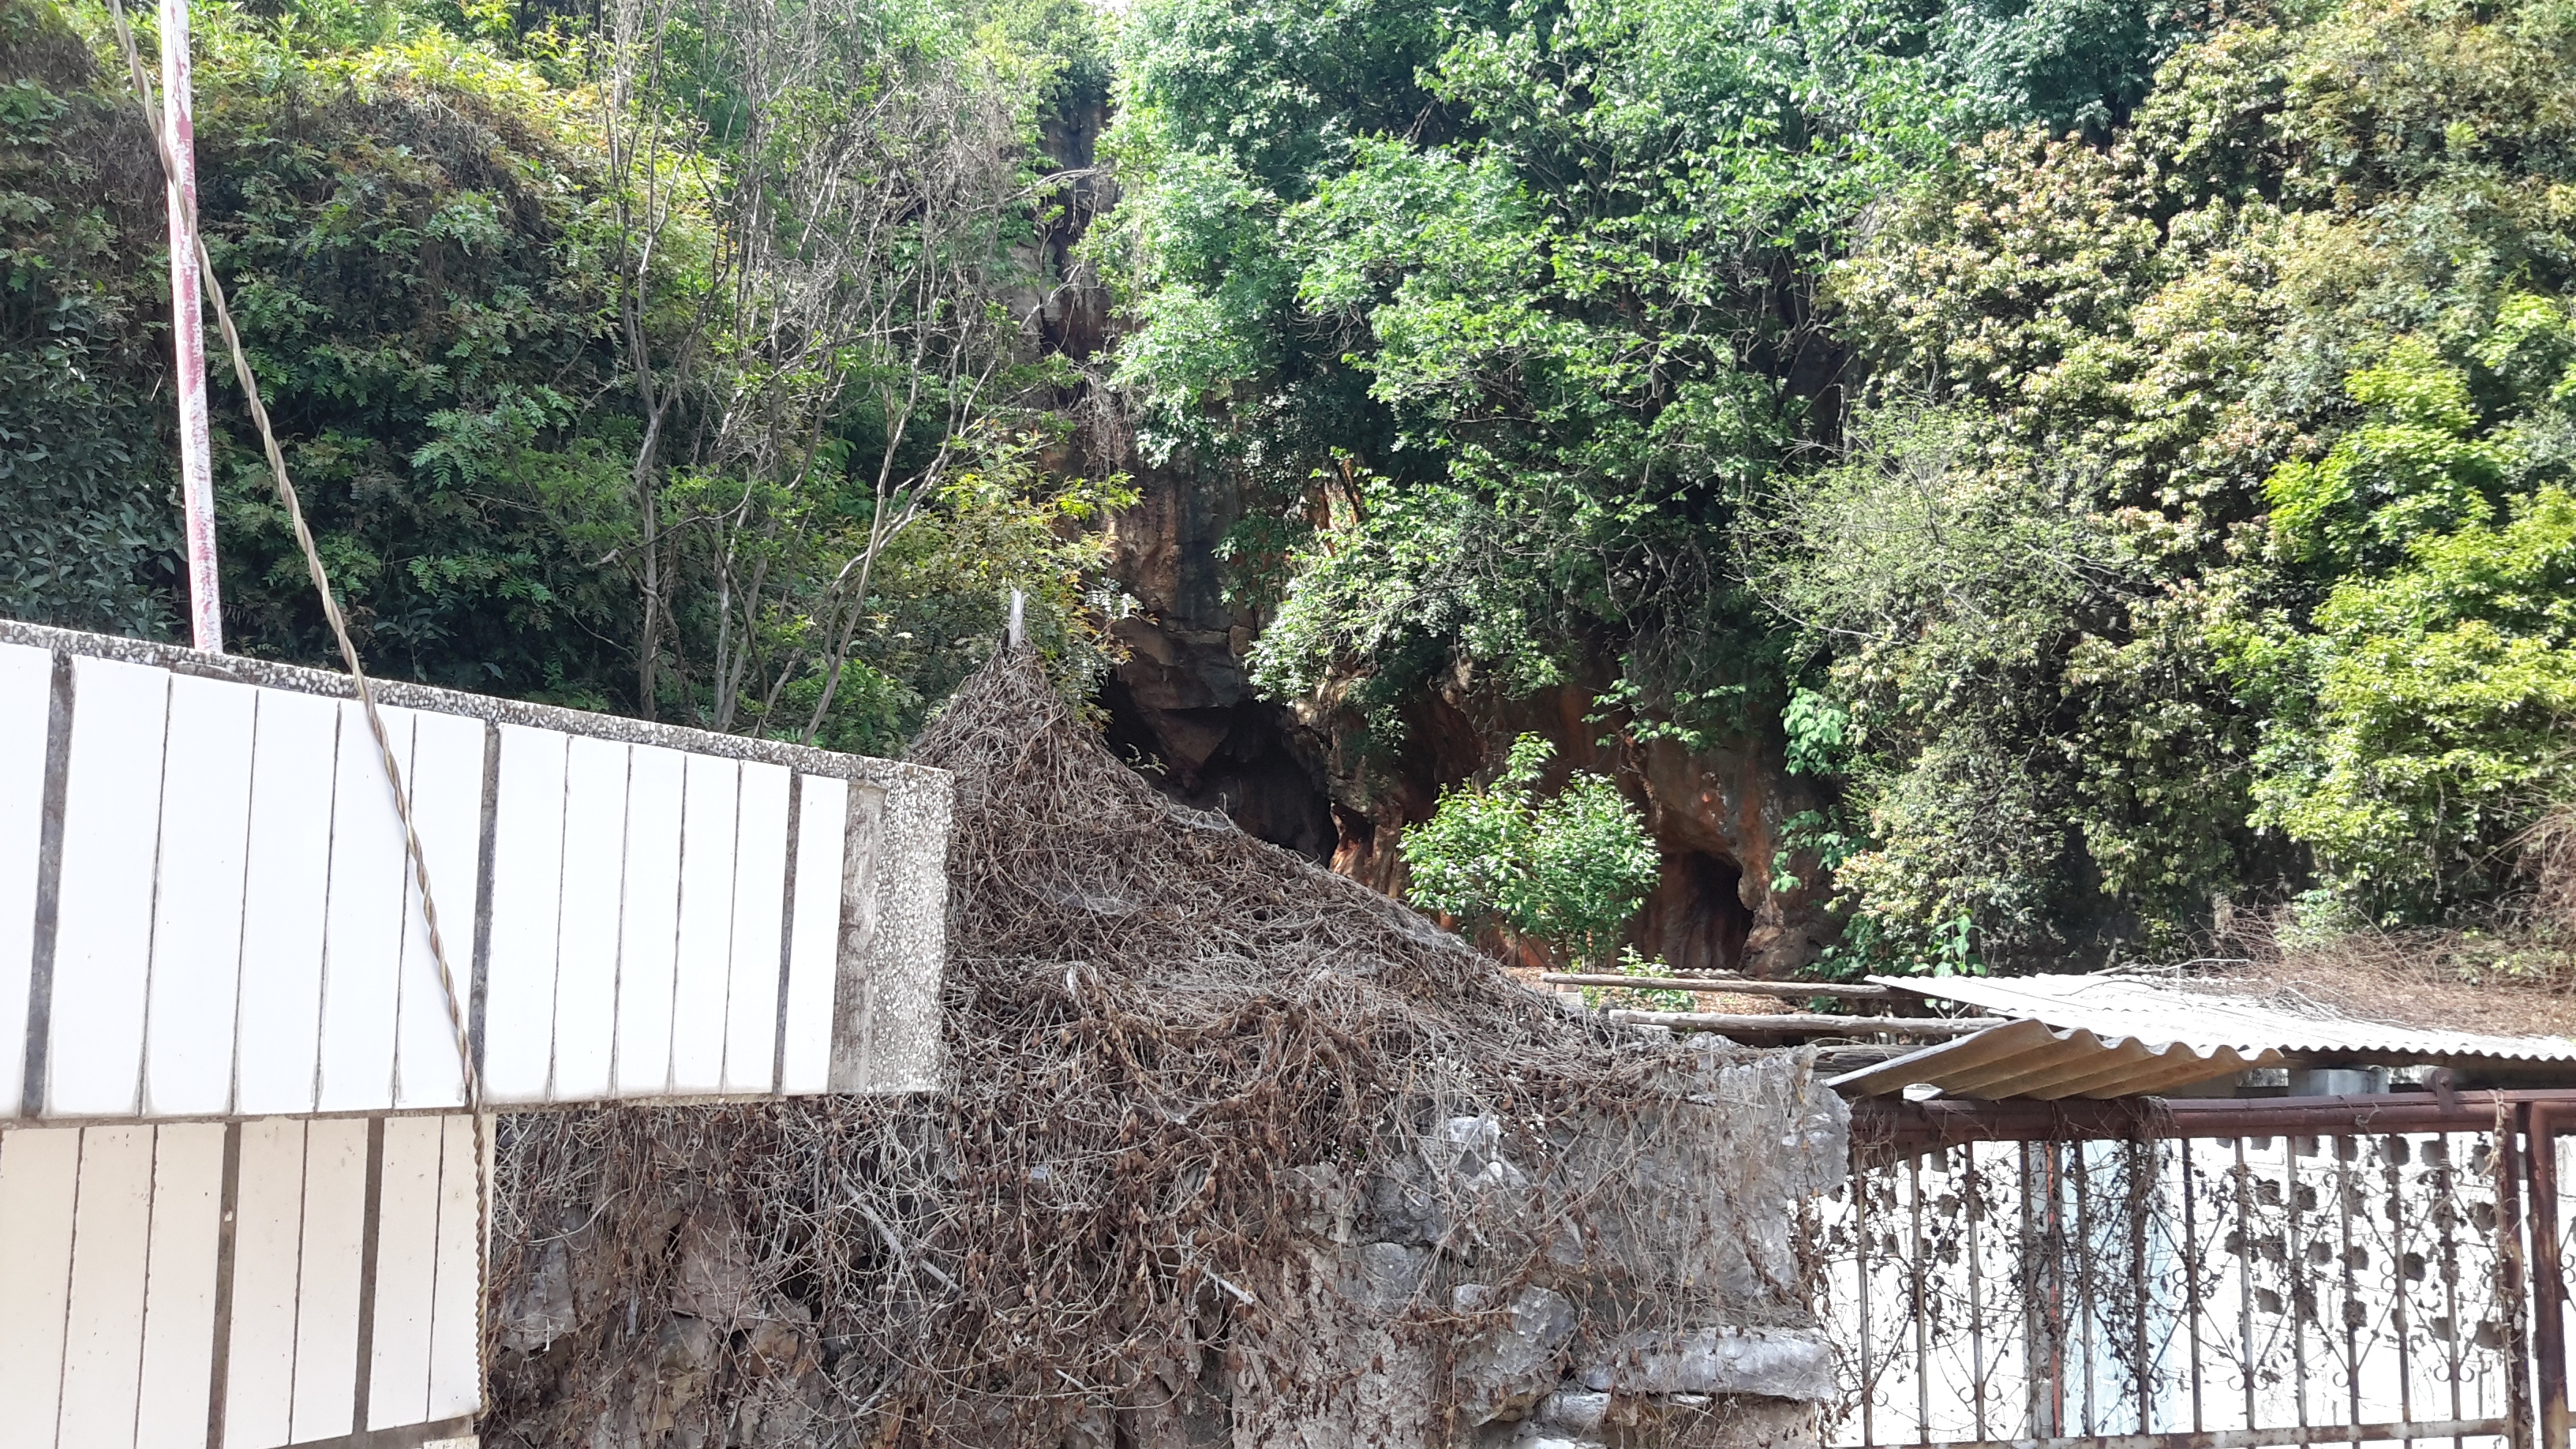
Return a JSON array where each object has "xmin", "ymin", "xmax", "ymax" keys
[
  {"xmin": 1, "ymin": 0, "xmax": 1125, "ymax": 752},
  {"xmin": 1759, "ymin": 0, "xmax": 2576, "ymax": 961},
  {"xmin": 1099, "ymin": 0, "xmax": 2186, "ymax": 741}
]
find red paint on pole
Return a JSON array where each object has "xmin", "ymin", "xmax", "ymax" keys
[{"xmin": 163, "ymin": 0, "xmax": 221, "ymax": 653}]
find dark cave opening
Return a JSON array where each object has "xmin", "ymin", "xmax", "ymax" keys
[
  {"xmin": 1636, "ymin": 849, "xmax": 1756, "ymax": 975},
  {"xmin": 1096, "ymin": 672, "xmax": 1337, "ymax": 863}
]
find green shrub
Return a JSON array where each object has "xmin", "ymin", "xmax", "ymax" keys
[{"xmin": 1400, "ymin": 734, "xmax": 1661, "ymax": 971}]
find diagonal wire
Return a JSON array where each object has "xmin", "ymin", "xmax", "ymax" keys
[{"xmin": 97, "ymin": 0, "xmax": 492, "ymax": 1412}]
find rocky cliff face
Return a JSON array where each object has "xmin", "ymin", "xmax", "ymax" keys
[
  {"xmin": 1279, "ymin": 668, "xmax": 1836, "ymax": 979},
  {"xmin": 1092, "ymin": 450, "xmax": 1341, "ymax": 861}
]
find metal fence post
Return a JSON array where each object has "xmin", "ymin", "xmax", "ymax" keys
[{"xmin": 2529, "ymin": 1104, "xmax": 2568, "ymax": 1449}]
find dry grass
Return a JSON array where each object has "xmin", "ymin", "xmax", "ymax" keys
[{"xmin": 2200, "ymin": 883, "xmax": 2576, "ymax": 1041}]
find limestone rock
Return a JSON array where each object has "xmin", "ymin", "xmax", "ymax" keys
[{"xmin": 1577, "ymin": 1326, "xmax": 1837, "ymax": 1401}]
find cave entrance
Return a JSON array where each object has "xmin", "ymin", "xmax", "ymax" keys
[
  {"xmin": 1638, "ymin": 849, "xmax": 1755, "ymax": 975},
  {"xmin": 1096, "ymin": 675, "xmax": 1337, "ymax": 863}
]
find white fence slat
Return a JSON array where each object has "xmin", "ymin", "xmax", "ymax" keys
[
  {"xmin": 0, "ymin": 642, "xmax": 54, "ymax": 1119},
  {"xmin": 670, "ymin": 755, "xmax": 739, "ymax": 1095},
  {"xmin": 780, "ymin": 775, "xmax": 848, "ymax": 1095},
  {"xmin": 224, "ymin": 1118, "xmax": 305, "ymax": 1449},
  {"xmin": 58, "ymin": 1124, "xmax": 154, "ymax": 1449},
  {"xmin": 425, "ymin": 1114, "xmax": 480, "ymax": 1420},
  {"xmin": 289, "ymin": 1117, "xmax": 367, "ymax": 1443},
  {"xmin": 0, "ymin": 1127, "xmax": 80, "ymax": 1447},
  {"xmin": 316, "ymin": 705, "xmax": 413, "ymax": 1112},
  {"xmin": 551, "ymin": 736, "xmax": 630, "ymax": 1103},
  {"xmin": 48, "ymin": 657, "xmax": 171, "ymax": 1118},
  {"xmin": 367, "ymin": 1116, "xmax": 441, "ymax": 1428},
  {"xmin": 395, "ymin": 711, "xmax": 485, "ymax": 1110},
  {"xmin": 143, "ymin": 675, "xmax": 256, "ymax": 1118},
  {"xmin": 484, "ymin": 725, "xmax": 568, "ymax": 1104},
  {"xmin": 724, "ymin": 762, "xmax": 792, "ymax": 1094},
  {"xmin": 234, "ymin": 694, "xmax": 340, "ymax": 1117},
  {"xmin": 134, "ymin": 1123, "xmax": 224, "ymax": 1449},
  {"xmin": 615, "ymin": 745, "xmax": 686, "ymax": 1097}
]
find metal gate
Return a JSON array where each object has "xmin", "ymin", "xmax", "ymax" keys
[{"xmin": 1818, "ymin": 1095, "xmax": 2576, "ymax": 1449}]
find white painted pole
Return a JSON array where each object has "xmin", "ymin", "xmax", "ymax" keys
[
  {"xmin": 1007, "ymin": 588, "xmax": 1025, "ymax": 650},
  {"xmin": 161, "ymin": 0, "xmax": 222, "ymax": 653}
]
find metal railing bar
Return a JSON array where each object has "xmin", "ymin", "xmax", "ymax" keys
[
  {"xmin": 2391, "ymin": 1136, "xmax": 2413, "ymax": 1431},
  {"xmin": 1919, "ymin": 1150, "xmax": 1934, "ymax": 1445},
  {"xmin": 2444, "ymin": 1132, "xmax": 2465, "ymax": 1449},
  {"xmin": 1832, "ymin": 1122, "xmax": 2544, "ymax": 1449},
  {"xmin": 1870, "ymin": 1414, "xmax": 2510, "ymax": 1449},
  {"xmin": 2143, "ymin": 1139, "xmax": 2163, "ymax": 1433},
  {"xmin": 1865, "ymin": 1154, "xmax": 1878, "ymax": 1449},
  {"xmin": 1972, "ymin": 1138, "xmax": 1990, "ymax": 1443},
  {"xmin": 2344, "ymin": 1139, "xmax": 2364, "ymax": 1443},
  {"xmin": 2185, "ymin": 1140, "xmax": 2205, "ymax": 1433},
  {"xmin": 2293, "ymin": 1140, "xmax": 2312, "ymax": 1439},
  {"xmin": 1852, "ymin": 1092, "xmax": 2576, "ymax": 1159},
  {"xmin": 2081, "ymin": 1144, "xmax": 2099, "ymax": 1438},
  {"xmin": 2238, "ymin": 1136, "xmax": 2259, "ymax": 1434}
]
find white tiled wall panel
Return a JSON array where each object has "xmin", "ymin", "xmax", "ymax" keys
[
  {"xmin": 483, "ymin": 723, "xmax": 567, "ymax": 1106},
  {"xmin": 0, "ymin": 1117, "xmax": 486, "ymax": 1449},
  {"xmin": 144, "ymin": 676, "xmax": 256, "ymax": 1117},
  {"xmin": 234, "ymin": 689, "xmax": 339, "ymax": 1117},
  {"xmin": 781, "ymin": 773, "xmax": 851, "ymax": 1095},
  {"xmin": 0, "ymin": 642, "xmax": 50, "ymax": 1119},
  {"xmin": 1, "ymin": 644, "xmax": 893, "ymax": 1121},
  {"xmin": 397, "ymin": 709, "xmax": 485, "ymax": 1111},
  {"xmin": 48, "ymin": 657, "xmax": 170, "ymax": 1118},
  {"xmin": 670, "ymin": 753, "xmax": 739, "ymax": 1095},
  {"xmin": 0, "ymin": 619, "xmax": 954, "ymax": 1449}
]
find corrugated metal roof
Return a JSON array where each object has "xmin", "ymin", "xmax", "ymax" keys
[
  {"xmin": 1881, "ymin": 972, "xmax": 2576, "ymax": 1061},
  {"xmin": 1826, "ymin": 972, "xmax": 2576, "ymax": 1100},
  {"xmin": 1827, "ymin": 1018, "xmax": 2278, "ymax": 1099}
]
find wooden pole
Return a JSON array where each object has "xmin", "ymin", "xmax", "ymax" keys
[
  {"xmin": 161, "ymin": 0, "xmax": 221, "ymax": 652},
  {"xmin": 2531, "ymin": 1103, "xmax": 2569, "ymax": 1449}
]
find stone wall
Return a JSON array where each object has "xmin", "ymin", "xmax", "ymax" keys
[{"xmin": 490, "ymin": 1043, "xmax": 1848, "ymax": 1449}]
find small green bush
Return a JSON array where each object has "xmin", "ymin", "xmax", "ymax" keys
[{"xmin": 1400, "ymin": 734, "xmax": 1661, "ymax": 972}]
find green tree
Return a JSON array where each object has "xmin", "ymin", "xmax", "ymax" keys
[
  {"xmin": 1752, "ymin": 0, "xmax": 2576, "ymax": 956},
  {"xmin": 1, "ymin": 0, "xmax": 1126, "ymax": 744},
  {"xmin": 1400, "ymin": 735, "xmax": 1661, "ymax": 970},
  {"xmin": 1099, "ymin": 0, "xmax": 2188, "ymax": 760}
]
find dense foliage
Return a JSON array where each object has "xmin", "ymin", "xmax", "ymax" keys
[
  {"xmin": 1096, "ymin": 0, "xmax": 2203, "ymax": 738},
  {"xmin": 10, "ymin": 0, "xmax": 2575, "ymax": 970},
  {"xmin": 1101, "ymin": 0, "xmax": 2576, "ymax": 968},
  {"xmin": 1402, "ymin": 732, "xmax": 1663, "ymax": 969},
  {"xmin": 0, "ymin": 0, "xmax": 1122, "ymax": 751},
  {"xmin": 1770, "ymin": 0, "xmax": 2576, "ymax": 960}
]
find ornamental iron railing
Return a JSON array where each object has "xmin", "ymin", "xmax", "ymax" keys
[{"xmin": 1819, "ymin": 1095, "xmax": 2576, "ymax": 1449}]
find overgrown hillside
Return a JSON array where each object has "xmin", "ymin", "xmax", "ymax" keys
[
  {"xmin": 6, "ymin": 0, "xmax": 2573, "ymax": 976},
  {"xmin": 1099, "ymin": 0, "xmax": 2576, "ymax": 974},
  {"xmin": 2, "ymin": 0, "xmax": 1124, "ymax": 751}
]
